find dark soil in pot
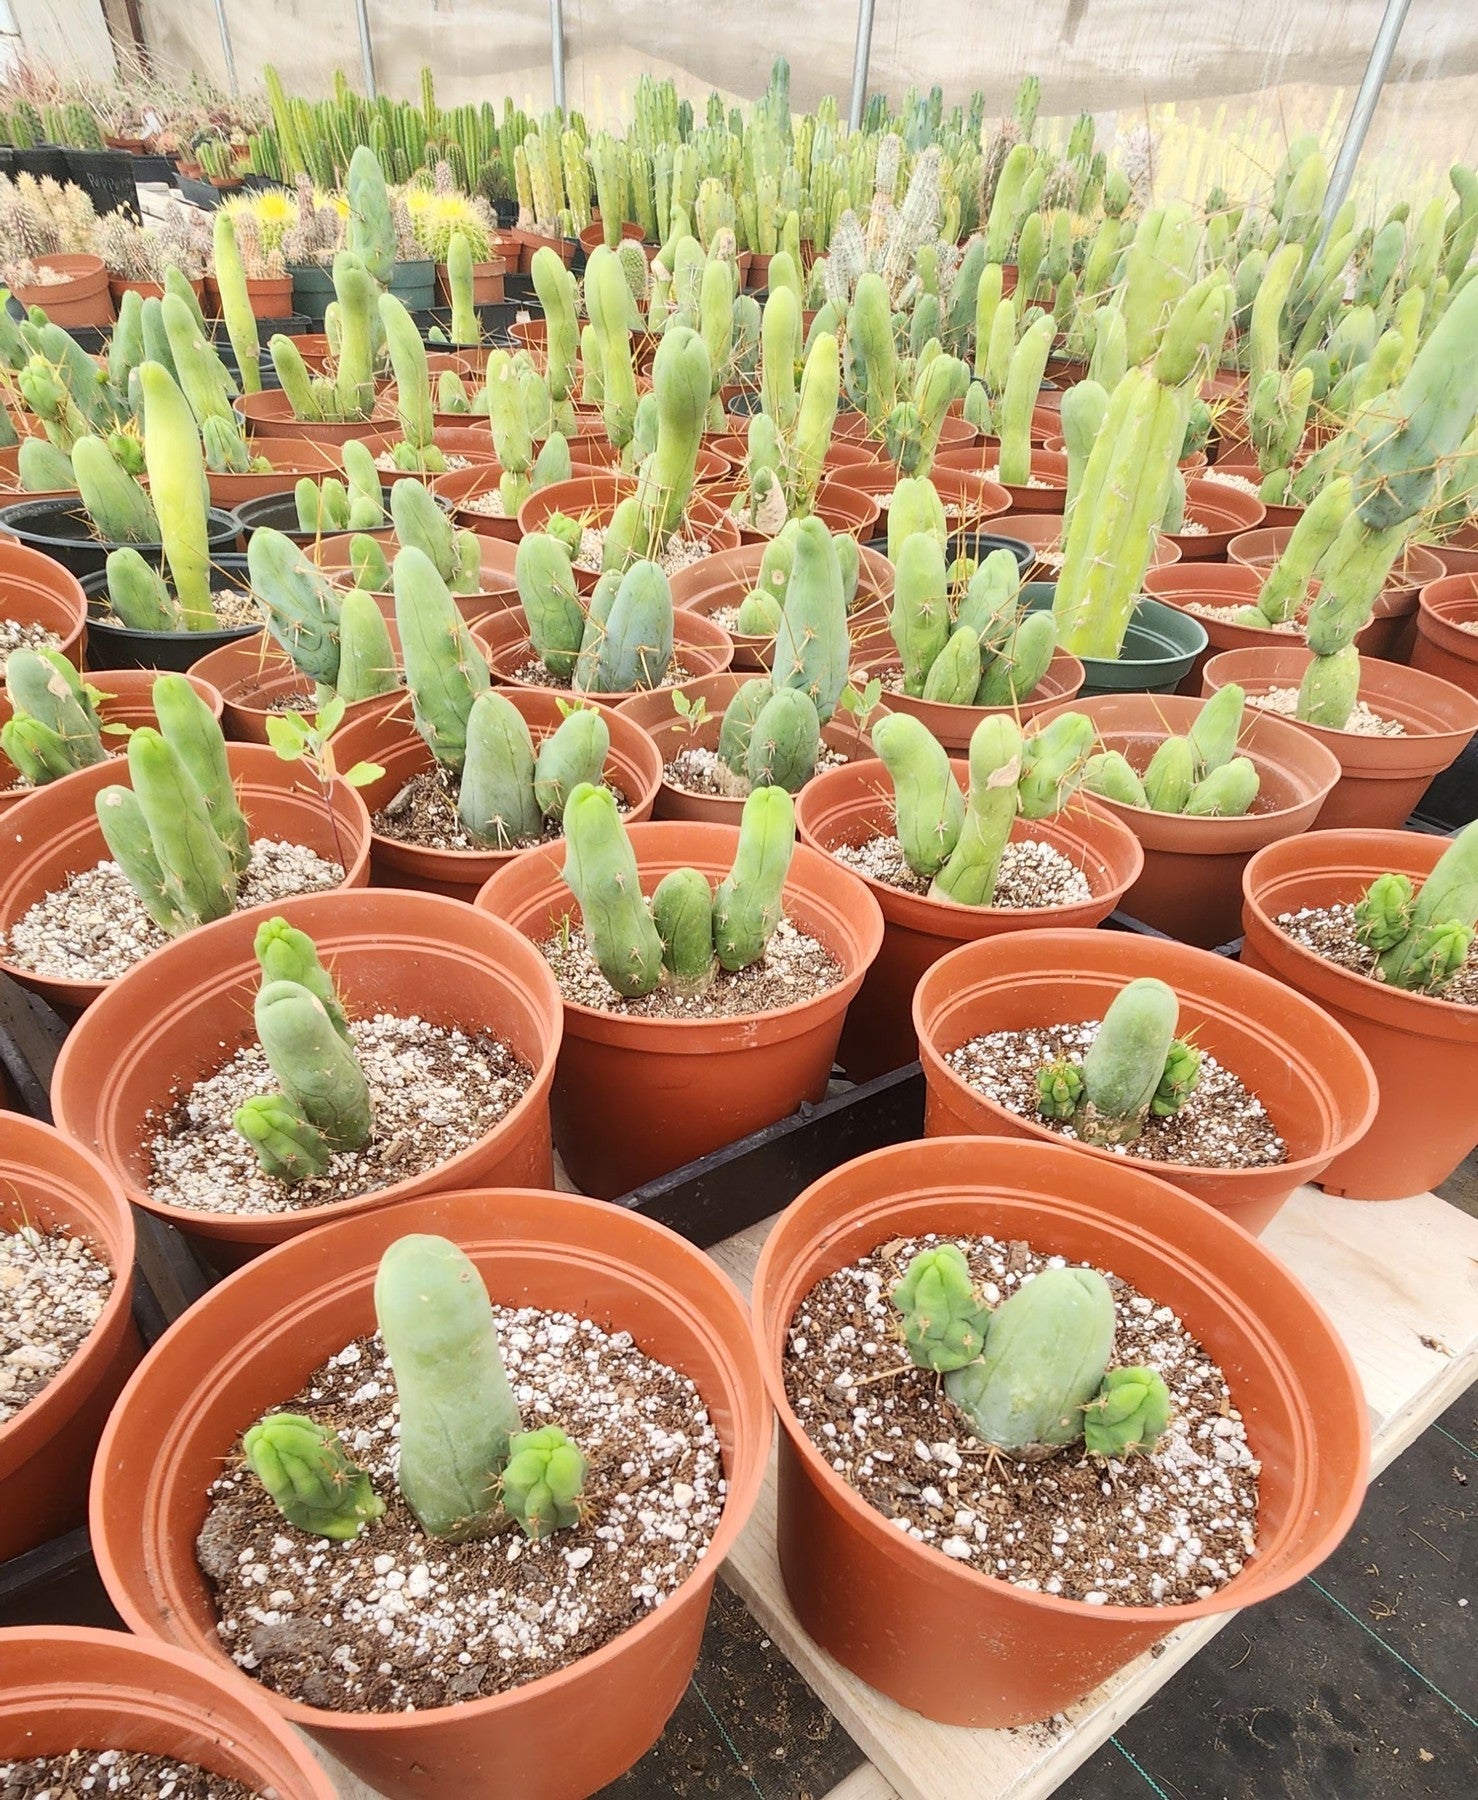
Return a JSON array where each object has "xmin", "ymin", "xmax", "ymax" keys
[
  {"xmin": 783, "ymin": 1228, "xmax": 1260, "ymax": 1605},
  {"xmin": 0, "ymin": 1751, "xmax": 255, "ymax": 1796}
]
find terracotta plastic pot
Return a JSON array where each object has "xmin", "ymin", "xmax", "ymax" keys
[
  {"xmin": 246, "ymin": 272, "xmax": 295, "ymax": 318},
  {"xmin": 0, "ymin": 1116, "xmax": 139, "ymax": 1562},
  {"xmin": 669, "ymin": 541, "xmax": 894, "ymax": 672},
  {"xmin": 613, "ymin": 672, "xmax": 874, "ymax": 823},
  {"xmin": 436, "ymin": 256, "xmax": 507, "ymax": 305},
  {"xmin": 474, "ymin": 604, "xmax": 735, "ymax": 699},
  {"xmin": 914, "ymin": 929, "xmax": 1377, "ymax": 1233},
  {"xmin": 1429, "ymin": 519, "xmax": 1478, "ymax": 578},
  {"xmin": 827, "ymin": 461, "xmax": 1012, "ymax": 530},
  {"xmin": 516, "ymin": 475, "xmax": 742, "ymax": 592},
  {"xmin": 932, "ymin": 445, "xmax": 1069, "ymax": 514},
  {"xmin": 1241, "ymin": 830, "xmax": 1478, "ymax": 1199},
  {"xmin": 204, "ymin": 438, "xmax": 343, "ymax": 509},
  {"xmin": 435, "ymin": 461, "xmax": 568, "ymax": 544},
  {"xmin": 235, "ymin": 387, "xmax": 399, "ymax": 446},
  {"xmin": 91, "ymin": 1187, "xmax": 769, "ymax": 1799},
  {"xmin": 0, "ymin": 1628, "xmax": 337, "ymax": 1800},
  {"xmin": 0, "ymin": 540, "xmax": 88, "ymax": 677},
  {"xmin": 475, "ymin": 821, "xmax": 884, "ymax": 1196},
  {"xmin": 9, "ymin": 253, "xmax": 113, "ymax": 327},
  {"xmin": 312, "ymin": 529, "xmax": 520, "ymax": 619},
  {"xmin": 329, "ymin": 689, "xmax": 663, "ymax": 900},
  {"xmin": 848, "ymin": 640, "xmax": 1088, "ymax": 748},
  {"xmin": 52, "ymin": 889, "xmax": 562, "ymax": 1263},
  {"xmin": 1200, "ymin": 646, "xmax": 1478, "ymax": 831},
  {"xmin": 186, "ymin": 627, "xmax": 399, "ymax": 745},
  {"xmin": 512, "ymin": 226, "xmax": 577, "ymax": 270},
  {"xmin": 0, "ymin": 667, "xmax": 223, "ymax": 815},
  {"xmin": 1164, "ymin": 476, "xmax": 1266, "ymax": 561},
  {"xmin": 795, "ymin": 759, "xmax": 1142, "ymax": 1081},
  {"xmin": 751, "ymin": 1135, "xmax": 1369, "ymax": 1726},
  {"xmin": 1411, "ymin": 572, "xmax": 1478, "ymax": 697},
  {"xmin": 1033, "ymin": 691, "xmax": 1341, "ymax": 947},
  {"xmin": 1228, "ymin": 527, "xmax": 1445, "ymax": 662},
  {"xmin": 0, "ymin": 742, "xmax": 372, "ymax": 1012}
]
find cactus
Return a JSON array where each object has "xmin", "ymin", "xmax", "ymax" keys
[
  {"xmin": 891, "ymin": 1243, "xmax": 989, "ymax": 1373},
  {"xmin": 458, "ymin": 690, "xmax": 543, "ymax": 848},
  {"xmin": 1083, "ymin": 688, "xmax": 1258, "ymax": 818},
  {"xmin": 375, "ymin": 1234, "xmax": 524, "ymax": 1541},
  {"xmin": 712, "ymin": 785, "xmax": 796, "ymax": 970},
  {"xmin": 631, "ymin": 324, "xmax": 710, "ymax": 553},
  {"xmin": 71, "ymin": 433, "xmax": 160, "ymax": 543},
  {"xmin": 380, "ymin": 293, "xmax": 446, "ymax": 472},
  {"xmin": 242, "ymin": 1414, "xmax": 384, "ymax": 1539},
  {"xmin": 890, "ymin": 533, "xmax": 951, "ymax": 697},
  {"xmin": 930, "ymin": 715, "xmax": 1023, "ymax": 906},
  {"xmin": 500, "ymin": 1425, "xmax": 588, "ymax": 1539},
  {"xmin": 651, "ymin": 865, "xmax": 716, "ymax": 992},
  {"xmin": 253, "ymin": 978, "xmax": 372, "ymax": 1155},
  {"xmin": 393, "ymin": 545, "xmax": 491, "ymax": 771},
  {"xmin": 771, "ymin": 517, "xmax": 849, "ymax": 720},
  {"xmin": 561, "ymin": 781, "xmax": 667, "ymax": 997},
  {"xmin": 745, "ymin": 685, "xmax": 822, "ymax": 792},
  {"xmin": 253, "ymin": 916, "xmax": 350, "ymax": 1040},
  {"xmin": 533, "ymin": 705, "xmax": 610, "ymax": 822},
  {"xmin": 137, "ymin": 362, "xmax": 217, "ymax": 630},
  {"xmin": 1081, "ymin": 1366, "xmax": 1173, "ymax": 1459},
  {"xmin": 231, "ymin": 1095, "xmax": 336, "ymax": 1183},
  {"xmin": 390, "ymin": 477, "xmax": 481, "ymax": 593},
  {"xmin": 1353, "ymin": 820, "xmax": 1478, "ymax": 995},
  {"xmin": 574, "ymin": 559, "xmax": 675, "ymax": 695},
  {"xmin": 871, "ymin": 712, "xmax": 964, "ymax": 879},
  {"xmin": 0, "ymin": 649, "xmax": 106, "ymax": 784},
  {"xmin": 516, "ymin": 532, "xmax": 586, "ymax": 680},
  {"xmin": 213, "ymin": 210, "xmax": 262, "ymax": 396},
  {"xmin": 1034, "ymin": 977, "xmax": 1202, "ymax": 1147}
]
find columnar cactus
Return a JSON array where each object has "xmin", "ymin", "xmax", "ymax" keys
[
  {"xmin": 1353, "ymin": 820, "xmax": 1478, "ymax": 995},
  {"xmin": 270, "ymin": 251, "xmax": 379, "ymax": 424},
  {"xmin": 390, "ymin": 476, "xmax": 482, "ymax": 593},
  {"xmin": 890, "ymin": 1253, "xmax": 1172, "ymax": 1461},
  {"xmin": 1082, "ymin": 686, "xmax": 1260, "ymax": 817},
  {"xmin": 247, "ymin": 526, "xmax": 397, "ymax": 704},
  {"xmin": 501, "ymin": 1426, "xmax": 588, "ymax": 1539},
  {"xmin": 1034, "ymin": 976, "xmax": 1203, "ymax": 1147},
  {"xmin": 374, "ymin": 1234, "xmax": 528, "ymax": 1541},
  {"xmin": 242, "ymin": 1414, "xmax": 385, "ymax": 1539}
]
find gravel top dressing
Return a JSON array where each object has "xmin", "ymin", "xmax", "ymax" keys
[
  {"xmin": 93, "ymin": 589, "xmax": 265, "ymax": 632},
  {"xmin": 945, "ymin": 1021, "xmax": 1286, "ymax": 1169},
  {"xmin": 973, "ymin": 462, "xmax": 1059, "ymax": 491},
  {"xmin": 663, "ymin": 743, "xmax": 848, "ymax": 800},
  {"xmin": 0, "ymin": 1751, "xmax": 258, "ymax": 1798},
  {"xmin": 0, "ymin": 1224, "xmax": 112, "ymax": 1424},
  {"xmin": 508, "ymin": 655, "xmax": 699, "ymax": 694},
  {"xmin": 1183, "ymin": 601, "xmax": 1300, "ymax": 633},
  {"xmin": 196, "ymin": 1314, "xmax": 724, "ymax": 1712},
  {"xmin": 1247, "ymin": 687, "xmax": 1404, "ymax": 736},
  {"xmin": 147, "ymin": 1015, "xmax": 533, "ymax": 1215},
  {"xmin": 1276, "ymin": 901, "xmax": 1478, "ymax": 1006},
  {"xmin": 573, "ymin": 525, "xmax": 716, "ymax": 578},
  {"xmin": 784, "ymin": 1233, "xmax": 1260, "ymax": 1606},
  {"xmin": 0, "ymin": 619, "xmax": 62, "ymax": 662},
  {"xmin": 375, "ymin": 450, "xmax": 474, "ymax": 472},
  {"xmin": 830, "ymin": 832, "xmax": 1093, "ymax": 909},
  {"xmin": 542, "ymin": 916, "xmax": 843, "ymax": 1018},
  {"xmin": 0, "ymin": 841, "xmax": 346, "ymax": 984},
  {"xmin": 373, "ymin": 765, "xmax": 630, "ymax": 851},
  {"xmin": 1201, "ymin": 469, "xmax": 1262, "ymax": 498}
]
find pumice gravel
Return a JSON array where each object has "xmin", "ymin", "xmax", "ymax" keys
[{"xmin": 0, "ymin": 1223, "xmax": 112, "ymax": 1423}]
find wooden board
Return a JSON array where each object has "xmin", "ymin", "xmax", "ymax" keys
[{"xmin": 714, "ymin": 1185, "xmax": 1478, "ymax": 1800}]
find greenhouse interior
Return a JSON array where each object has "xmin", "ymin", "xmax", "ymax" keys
[{"xmin": 0, "ymin": 1, "xmax": 1473, "ymax": 1797}]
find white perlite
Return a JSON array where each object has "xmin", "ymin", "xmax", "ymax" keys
[
  {"xmin": 0, "ymin": 1224, "xmax": 112, "ymax": 1422},
  {"xmin": 0, "ymin": 839, "xmax": 346, "ymax": 983}
]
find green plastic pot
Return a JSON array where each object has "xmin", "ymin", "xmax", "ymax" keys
[
  {"xmin": 289, "ymin": 260, "xmax": 436, "ymax": 323},
  {"xmin": 1023, "ymin": 582, "xmax": 1209, "ymax": 697}
]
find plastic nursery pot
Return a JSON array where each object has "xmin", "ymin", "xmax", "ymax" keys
[
  {"xmin": 0, "ymin": 539, "xmax": 88, "ymax": 675},
  {"xmin": 0, "ymin": 493, "xmax": 242, "ymax": 585},
  {"xmin": 1209, "ymin": 459, "xmax": 1303, "ymax": 530},
  {"xmin": 830, "ymin": 460, "xmax": 1012, "ymax": 529},
  {"xmin": 90, "ymin": 1187, "xmax": 768, "ymax": 1799},
  {"xmin": 474, "ymin": 605, "xmax": 736, "ymax": 700},
  {"xmin": 475, "ymin": 820, "xmax": 884, "ymax": 1197},
  {"xmin": 914, "ymin": 929, "xmax": 1376, "ymax": 1234},
  {"xmin": 312, "ymin": 530, "xmax": 521, "ymax": 621},
  {"xmin": 751, "ymin": 1134, "xmax": 1370, "ymax": 1727},
  {"xmin": 1022, "ymin": 583, "xmax": 1210, "ymax": 697},
  {"xmin": 186, "ymin": 627, "xmax": 399, "ymax": 746},
  {"xmin": 932, "ymin": 444, "xmax": 1069, "ymax": 515},
  {"xmin": 0, "ymin": 741, "xmax": 372, "ymax": 1013},
  {"xmin": 204, "ymin": 436, "xmax": 343, "ymax": 509},
  {"xmin": 430, "ymin": 461, "xmax": 529, "ymax": 544},
  {"xmin": 1200, "ymin": 646, "xmax": 1478, "ymax": 832},
  {"xmin": 0, "ymin": 1628, "xmax": 337, "ymax": 1800},
  {"xmin": 0, "ymin": 1116, "xmax": 139, "ymax": 1562},
  {"xmin": 849, "ymin": 641, "xmax": 1088, "ymax": 750},
  {"xmin": 233, "ymin": 488, "xmax": 398, "ymax": 547},
  {"xmin": 0, "ymin": 667, "xmax": 223, "ymax": 816},
  {"xmin": 986, "ymin": 512, "xmax": 1182, "ymax": 586},
  {"xmin": 1163, "ymin": 476, "xmax": 1266, "ymax": 561},
  {"xmin": 235, "ymin": 387, "xmax": 400, "ymax": 446},
  {"xmin": 1227, "ymin": 526, "xmax": 1446, "ymax": 663},
  {"xmin": 1411, "ymin": 572, "xmax": 1478, "ymax": 697},
  {"xmin": 516, "ymin": 474, "xmax": 743, "ymax": 592},
  {"xmin": 330, "ymin": 689, "xmax": 664, "ymax": 901},
  {"xmin": 78, "ymin": 552, "xmax": 267, "ymax": 674},
  {"xmin": 1429, "ymin": 518, "xmax": 1478, "ymax": 578},
  {"xmin": 613, "ymin": 673, "xmax": 875, "ymax": 824},
  {"xmin": 7, "ymin": 253, "xmax": 113, "ymax": 327},
  {"xmin": 795, "ymin": 759, "xmax": 1142, "ymax": 1083},
  {"xmin": 1033, "ymin": 690, "xmax": 1341, "ymax": 949},
  {"xmin": 668, "ymin": 541, "xmax": 895, "ymax": 673},
  {"xmin": 1240, "ymin": 830, "xmax": 1478, "ymax": 1199},
  {"xmin": 52, "ymin": 889, "xmax": 561, "ymax": 1266}
]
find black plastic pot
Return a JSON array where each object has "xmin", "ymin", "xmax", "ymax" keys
[
  {"xmin": 948, "ymin": 529, "xmax": 1035, "ymax": 574},
  {"xmin": 233, "ymin": 486, "xmax": 416, "ymax": 545},
  {"xmin": 0, "ymin": 495, "xmax": 242, "ymax": 583},
  {"xmin": 63, "ymin": 148, "xmax": 140, "ymax": 222},
  {"xmin": 1022, "ymin": 581, "xmax": 1209, "ymax": 697},
  {"xmin": 130, "ymin": 153, "xmax": 175, "ymax": 186},
  {"xmin": 502, "ymin": 273, "xmax": 538, "ymax": 306},
  {"xmin": 81, "ymin": 553, "xmax": 262, "ymax": 672},
  {"xmin": 11, "ymin": 145, "xmax": 71, "ymax": 183},
  {"xmin": 173, "ymin": 173, "xmax": 224, "ymax": 210}
]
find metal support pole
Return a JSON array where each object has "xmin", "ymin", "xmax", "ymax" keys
[
  {"xmin": 551, "ymin": 0, "xmax": 566, "ymax": 113},
  {"xmin": 351, "ymin": 0, "xmax": 378, "ymax": 100},
  {"xmin": 848, "ymin": 0, "xmax": 876, "ymax": 133},
  {"xmin": 1322, "ymin": 0, "xmax": 1411, "ymax": 225},
  {"xmin": 211, "ymin": 0, "xmax": 238, "ymax": 95}
]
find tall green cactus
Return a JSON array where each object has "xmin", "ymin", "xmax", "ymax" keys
[
  {"xmin": 561, "ymin": 781, "xmax": 667, "ymax": 997},
  {"xmin": 393, "ymin": 545, "xmax": 491, "ymax": 771},
  {"xmin": 712, "ymin": 785, "xmax": 796, "ymax": 970}
]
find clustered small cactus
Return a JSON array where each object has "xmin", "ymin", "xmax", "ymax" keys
[
  {"xmin": 1035, "ymin": 977, "xmax": 1204, "ymax": 1148},
  {"xmin": 0, "ymin": 649, "xmax": 110, "ymax": 785},
  {"xmin": 1082, "ymin": 685, "xmax": 1261, "ymax": 818},
  {"xmin": 892, "ymin": 1246, "xmax": 1172, "ymax": 1461},
  {"xmin": 245, "ymin": 1233, "xmax": 586, "ymax": 1542},
  {"xmin": 1352, "ymin": 820, "xmax": 1478, "ymax": 996}
]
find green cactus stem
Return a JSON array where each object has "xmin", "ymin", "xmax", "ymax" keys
[
  {"xmin": 1354, "ymin": 819, "xmax": 1478, "ymax": 994},
  {"xmin": 253, "ymin": 979, "xmax": 373, "ymax": 1154},
  {"xmin": 242, "ymin": 1413, "xmax": 385, "ymax": 1539},
  {"xmin": 871, "ymin": 712, "xmax": 965, "ymax": 880},
  {"xmin": 712, "ymin": 784, "xmax": 796, "ymax": 971},
  {"xmin": 892, "ymin": 1244, "xmax": 989, "ymax": 1374},
  {"xmin": 232, "ymin": 1094, "xmax": 335, "ymax": 1183},
  {"xmin": 1035, "ymin": 976, "xmax": 1202, "ymax": 1147},
  {"xmin": 561, "ymin": 781, "xmax": 667, "ymax": 997},
  {"xmin": 253, "ymin": 916, "xmax": 350, "ymax": 1040},
  {"xmin": 500, "ymin": 1425, "xmax": 588, "ymax": 1539}
]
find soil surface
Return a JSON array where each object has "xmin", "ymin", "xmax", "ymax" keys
[
  {"xmin": 0, "ymin": 1224, "xmax": 112, "ymax": 1424},
  {"xmin": 1275, "ymin": 901, "xmax": 1478, "ymax": 1007},
  {"xmin": 1248, "ymin": 687, "xmax": 1405, "ymax": 736},
  {"xmin": 830, "ymin": 832, "xmax": 1093, "ymax": 908},
  {"xmin": 0, "ymin": 1750, "xmax": 258, "ymax": 1797}
]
